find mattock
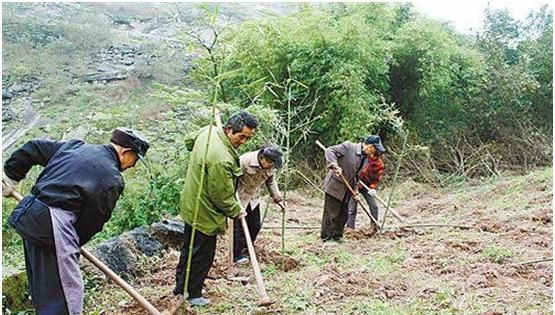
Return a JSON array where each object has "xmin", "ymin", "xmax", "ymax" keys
[
  {"xmin": 234, "ymin": 193, "xmax": 274, "ymax": 306},
  {"xmin": 240, "ymin": 214, "xmax": 273, "ymax": 306}
]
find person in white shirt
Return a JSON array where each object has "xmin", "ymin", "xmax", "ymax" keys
[{"xmin": 234, "ymin": 144, "xmax": 284, "ymax": 264}]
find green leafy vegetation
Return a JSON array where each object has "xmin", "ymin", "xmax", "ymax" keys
[{"xmin": 1, "ymin": 3, "xmax": 552, "ymax": 314}]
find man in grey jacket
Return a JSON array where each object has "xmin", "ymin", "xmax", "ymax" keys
[
  {"xmin": 320, "ymin": 136, "xmax": 385, "ymax": 242},
  {"xmin": 233, "ymin": 144, "xmax": 284, "ymax": 263}
]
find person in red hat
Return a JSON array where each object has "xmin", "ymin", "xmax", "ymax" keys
[{"xmin": 3, "ymin": 128, "xmax": 149, "ymax": 315}]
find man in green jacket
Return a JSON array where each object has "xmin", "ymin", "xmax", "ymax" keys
[{"xmin": 174, "ymin": 111, "xmax": 258, "ymax": 307}]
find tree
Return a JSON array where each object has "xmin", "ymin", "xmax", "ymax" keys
[{"xmin": 221, "ymin": 4, "xmax": 402, "ymax": 154}]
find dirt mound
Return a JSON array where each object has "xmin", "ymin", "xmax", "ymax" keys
[
  {"xmin": 374, "ymin": 282, "xmax": 408, "ymax": 299},
  {"xmin": 344, "ymin": 226, "xmax": 378, "ymax": 240},
  {"xmin": 259, "ymin": 249, "xmax": 299, "ymax": 271},
  {"xmin": 444, "ymin": 240, "xmax": 481, "ymax": 253},
  {"xmin": 253, "ymin": 238, "xmax": 300, "ymax": 271}
]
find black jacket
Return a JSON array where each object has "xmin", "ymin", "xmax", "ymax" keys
[{"xmin": 4, "ymin": 139, "xmax": 125, "ymax": 245}]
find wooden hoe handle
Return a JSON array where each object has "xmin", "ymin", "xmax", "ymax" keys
[{"xmin": 240, "ymin": 216, "xmax": 273, "ymax": 305}]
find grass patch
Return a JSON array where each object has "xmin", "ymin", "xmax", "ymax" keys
[{"xmin": 481, "ymin": 244, "xmax": 513, "ymax": 264}]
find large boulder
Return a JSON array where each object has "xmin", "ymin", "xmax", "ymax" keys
[
  {"xmin": 150, "ymin": 219, "xmax": 185, "ymax": 249},
  {"xmin": 89, "ymin": 226, "xmax": 164, "ymax": 280},
  {"xmin": 90, "ymin": 236, "xmax": 138, "ymax": 281},
  {"xmin": 122, "ymin": 226, "xmax": 164, "ymax": 256}
]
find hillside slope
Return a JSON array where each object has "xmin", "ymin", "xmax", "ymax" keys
[{"xmin": 83, "ymin": 167, "xmax": 552, "ymax": 315}]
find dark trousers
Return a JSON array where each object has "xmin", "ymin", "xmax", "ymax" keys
[
  {"xmin": 24, "ymin": 239, "xmax": 69, "ymax": 315},
  {"xmin": 233, "ymin": 204, "xmax": 261, "ymax": 259},
  {"xmin": 174, "ymin": 222, "xmax": 217, "ymax": 298},
  {"xmin": 320, "ymin": 193, "xmax": 350, "ymax": 240},
  {"xmin": 14, "ymin": 199, "xmax": 81, "ymax": 315},
  {"xmin": 347, "ymin": 189, "xmax": 379, "ymax": 228}
]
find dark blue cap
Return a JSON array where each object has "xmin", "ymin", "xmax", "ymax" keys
[{"xmin": 364, "ymin": 135, "xmax": 385, "ymax": 154}]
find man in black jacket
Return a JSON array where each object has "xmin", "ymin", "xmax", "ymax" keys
[{"xmin": 2, "ymin": 128, "xmax": 149, "ymax": 315}]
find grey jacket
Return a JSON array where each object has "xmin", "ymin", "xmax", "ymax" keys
[
  {"xmin": 237, "ymin": 150, "xmax": 281, "ymax": 209},
  {"xmin": 322, "ymin": 141, "xmax": 365, "ymax": 201}
]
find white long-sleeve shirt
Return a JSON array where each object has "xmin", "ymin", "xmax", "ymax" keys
[{"xmin": 237, "ymin": 150, "xmax": 281, "ymax": 209}]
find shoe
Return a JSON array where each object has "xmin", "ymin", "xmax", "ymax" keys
[
  {"xmin": 322, "ymin": 237, "xmax": 343, "ymax": 243},
  {"xmin": 234, "ymin": 256, "xmax": 249, "ymax": 265},
  {"xmin": 188, "ymin": 297, "xmax": 210, "ymax": 307}
]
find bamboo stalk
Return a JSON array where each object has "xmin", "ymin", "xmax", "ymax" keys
[
  {"xmin": 281, "ymin": 81, "xmax": 292, "ymax": 271},
  {"xmin": 183, "ymin": 87, "xmax": 219, "ymax": 298},
  {"xmin": 260, "ymin": 196, "xmax": 272, "ymax": 226},
  {"xmin": 398, "ymin": 223, "xmax": 474, "ymax": 229},
  {"xmin": 262, "ymin": 226, "xmax": 318, "ymax": 230},
  {"xmin": 516, "ymin": 258, "xmax": 553, "ymax": 266},
  {"xmin": 380, "ymin": 131, "xmax": 409, "ymax": 232}
]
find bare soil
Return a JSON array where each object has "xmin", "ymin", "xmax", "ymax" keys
[{"xmin": 90, "ymin": 169, "xmax": 552, "ymax": 315}]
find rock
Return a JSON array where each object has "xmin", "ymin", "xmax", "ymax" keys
[
  {"xmin": 97, "ymin": 63, "xmax": 116, "ymax": 72},
  {"xmin": 2, "ymin": 88, "xmax": 13, "ymax": 99},
  {"xmin": 90, "ymin": 236, "xmax": 137, "ymax": 281},
  {"xmin": 121, "ymin": 57, "xmax": 135, "ymax": 66},
  {"xmin": 2, "ymin": 106, "xmax": 15, "ymax": 123},
  {"xmin": 122, "ymin": 226, "xmax": 164, "ymax": 256},
  {"xmin": 466, "ymin": 274, "xmax": 488, "ymax": 288},
  {"xmin": 65, "ymin": 85, "xmax": 80, "ymax": 95},
  {"xmin": 88, "ymin": 226, "xmax": 164, "ymax": 281},
  {"xmin": 10, "ymin": 83, "xmax": 27, "ymax": 93},
  {"xmin": 82, "ymin": 71, "xmax": 128, "ymax": 82},
  {"xmin": 122, "ymin": 47, "xmax": 136, "ymax": 54},
  {"xmin": 150, "ymin": 219, "xmax": 185, "ymax": 249},
  {"xmin": 2, "ymin": 268, "xmax": 31, "ymax": 312}
]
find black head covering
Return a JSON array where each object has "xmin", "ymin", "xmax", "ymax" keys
[{"xmin": 110, "ymin": 127, "xmax": 150, "ymax": 158}]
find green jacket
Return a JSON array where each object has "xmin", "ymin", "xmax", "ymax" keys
[{"xmin": 180, "ymin": 126, "xmax": 242, "ymax": 236}]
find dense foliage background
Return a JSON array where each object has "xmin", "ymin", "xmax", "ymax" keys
[
  {"xmin": 188, "ymin": 3, "xmax": 552, "ymax": 180},
  {"xmin": 2, "ymin": 2, "xmax": 552, "ymax": 266}
]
